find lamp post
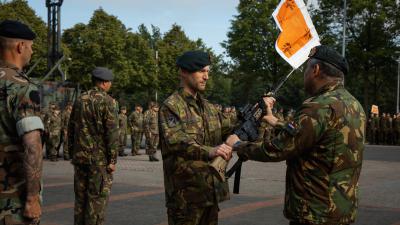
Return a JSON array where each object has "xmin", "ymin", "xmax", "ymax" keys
[{"xmin": 397, "ymin": 57, "xmax": 400, "ymax": 113}]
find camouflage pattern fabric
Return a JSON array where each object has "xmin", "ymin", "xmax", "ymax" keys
[
  {"xmin": 61, "ymin": 108, "xmax": 72, "ymax": 158},
  {"xmin": 143, "ymin": 110, "xmax": 151, "ymax": 151},
  {"xmin": 68, "ymin": 86, "xmax": 118, "ymax": 225},
  {"xmin": 372, "ymin": 115, "xmax": 380, "ymax": 144},
  {"xmin": 128, "ymin": 111, "xmax": 144, "ymax": 154},
  {"xmin": 0, "ymin": 61, "xmax": 43, "ymax": 224},
  {"xmin": 146, "ymin": 110, "xmax": 158, "ymax": 155},
  {"xmin": 44, "ymin": 111, "xmax": 62, "ymax": 159},
  {"xmin": 159, "ymin": 88, "xmax": 233, "ymax": 212},
  {"xmin": 118, "ymin": 113, "xmax": 127, "ymax": 154},
  {"xmin": 236, "ymin": 82, "xmax": 366, "ymax": 225},
  {"xmin": 167, "ymin": 204, "xmax": 218, "ymax": 225},
  {"xmin": 380, "ymin": 116, "xmax": 388, "ymax": 144},
  {"xmin": 395, "ymin": 116, "xmax": 400, "ymax": 145},
  {"xmin": 74, "ymin": 165, "xmax": 112, "ymax": 225}
]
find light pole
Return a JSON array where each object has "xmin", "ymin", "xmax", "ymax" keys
[
  {"xmin": 342, "ymin": 0, "xmax": 347, "ymax": 57},
  {"xmin": 397, "ymin": 56, "xmax": 400, "ymax": 113}
]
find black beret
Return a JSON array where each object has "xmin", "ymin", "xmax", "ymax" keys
[
  {"xmin": 176, "ymin": 50, "xmax": 211, "ymax": 73},
  {"xmin": 308, "ymin": 45, "xmax": 349, "ymax": 75},
  {"xmin": 0, "ymin": 20, "xmax": 36, "ymax": 40},
  {"xmin": 92, "ymin": 67, "xmax": 113, "ymax": 81}
]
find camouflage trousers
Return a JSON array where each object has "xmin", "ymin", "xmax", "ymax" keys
[
  {"xmin": 119, "ymin": 131, "xmax": 127, "ymax": 155},
  {"xmin": 0, "ymin": 149, "xmax": 41, "ymax": 225},
  {"xmin": 74, "ymin": 164, "xmax": 113, "ymax": 225},
  {"xmin": 47, "ymin": 133, "xmax": 61, "ymax": 159},
  {"xmin": 130, "ymin": 130, "xmax": 143, "ymax": 154},
  {"xmin": 167, "ymin": 204, "xmax": 218, "ymax": 225},
  {"xmin": 63, "ymin": 131, "xmax": 69, "ymax": 158},
  {"xmin": 146, "ymin": 133, "xmax": 159, "ymax": 155}
]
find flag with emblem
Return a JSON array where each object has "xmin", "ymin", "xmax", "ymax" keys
[{"xmin": 272, "ymin": 0, "xmax": 320, "ymax": 68}]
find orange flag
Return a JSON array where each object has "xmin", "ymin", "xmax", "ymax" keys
[{"xmin": 272, "ymin": 0, "xmax": 320, "ymax": 68}]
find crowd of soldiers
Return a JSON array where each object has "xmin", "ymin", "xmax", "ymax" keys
[
  {"xmin": 367, "ymin": 112, "xmax": 400, "ymax": 145},
  {"xmin": 39, "ymin": 100, "xmax": 165, "ymax": 162}
]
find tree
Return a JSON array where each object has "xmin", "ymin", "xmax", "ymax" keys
[
  {"xmin": 315, "ymin": 0, "xmax": 400, "ymax": 113},
  {"xmin": 0, "ymin": 0, "xmax": 48, "ymax": 77},
  {"xmin": 223, "ymin": 0, "xmax": 298, "ymax": 107}
]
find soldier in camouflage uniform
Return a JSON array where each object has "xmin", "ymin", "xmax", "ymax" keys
[
  {"xmin": 159, "ymin": 50, "xmax": 233, "ymax": 225},
  {"xmin": 44, "ymin": 105, "xmax": 62, "ymax": 161},
  {"xmin": 128, "ymin": 105, "xmax": 144, "ymax": 156},
  {"xmin": 372, "ymin": 113, "xmax": 380, "ymax": 144},
  {"xmin": 61, "ymin": 102, "xmax": 73, "ymax": 160},
  {"xmin": 0, "ymin": 20, "xmax": 43, "ymax": 225},
  {"xmin": 143, "ymin": 102, "xmax": 155, "ymax": 154},
  {"xmin": 395, "ymin": 113, "xmax": 400, "ymax": 145},
  {"xmin": 118, "ymin": 106, "xmax": 128, "ymax": 156},
  {"xmin": 145, "ymin": 103, "xmax": 160, "ymax": 161},
  {"xmin": 380, "ymin": 113, "xmax": 388, "ymax": 144},
  {"xmin": 68, "ymin": 67, "xmax": 119, "ymax": 225},
  {"xmin": 229, "ymin": 46, "xmax": 365, "ymax": 225}
]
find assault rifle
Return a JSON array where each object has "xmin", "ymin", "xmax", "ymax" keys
[{"xmin": 210, "ymin": 69, "xmax": 296, "ymax": 194}]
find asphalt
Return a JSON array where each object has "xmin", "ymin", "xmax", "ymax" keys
[{"xmin": 41, "ymin": 144, "xmax": 400, "ymax": 225}]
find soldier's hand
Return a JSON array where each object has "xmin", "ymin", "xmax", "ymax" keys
[
  {"xmin": 107, "ymin": 164, "xmax": 116, "ymax": 173},
  {"xmin": 226, "ymin": 134, "xmax": 240, "ymax": 147},
  {"xmin": 23, "ymin": 195, "xmax": 41, "ymax": 220},
  {"xmin": 262, "ymin": 97, "xmax": 278, "ymax": 126},
  {"xmin": 209, "ymin": 144, "xmax": 232, "ymax": 160}
]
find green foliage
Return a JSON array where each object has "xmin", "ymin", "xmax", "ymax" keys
[
  {"xmin": 222, "ymin": 0, "xmax": 294, "ymax": 107},
  {"xmin": 0, "ymin": 0, "xmax": 47, "ymax": 77},
  {"xmin": 314, "ymin": 0, "xmax": 400, "ymax": 113}
]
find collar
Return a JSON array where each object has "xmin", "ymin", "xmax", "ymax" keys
[
  {"xmin": 178, "ymin": 87, "xmax": 204, "ymax": 106},
  {"xmin": 0, "ymin": 60, "xmax": 20, "ymax": 71},
  {"xmin": 313, "ymin": 80, "xmax": 344, "ymax": 96}
]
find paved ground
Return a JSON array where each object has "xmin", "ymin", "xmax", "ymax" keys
[{"xmin": 41, "ymin": 145, "xmax": 400, "ymax": 225}]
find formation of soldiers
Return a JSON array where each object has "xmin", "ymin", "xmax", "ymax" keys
[
  {"xmin": 367, "ymin": 112, "xmax": 400, "ymax": 145},
  {"xmin": 40, "ymin": 100, "xmax": 164, "ymax": 162}
]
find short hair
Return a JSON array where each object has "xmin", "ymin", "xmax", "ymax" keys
[
  {"xmin": 0, "ymin": 36, "xmax": 17, "ymax": 53},
  {"xmin": 309, "ymin": 58, "xmax": 344, "ymax": 79}
]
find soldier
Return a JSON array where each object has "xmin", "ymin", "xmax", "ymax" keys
[
  {"xmin": 68, "ymin": 67, "xmax": 119, "ymax": 225},
  {"xmin": 128, "ymin": 105, "xmax": 144, "ymax": 156},
  {"xmin": 366, "ymin": 113, "xmax": 373, "ymax": 144},
  {"xmin": 230, "ymin": 107, "xmax": 238, "ymax": 125},
  {"xmin": 0, "ymin": 20, "xmax": 43, "ymax": 224},
  {"xmin": 396, "ymin": 113, "xmax": 400, "ymax": 145},
  {"xmin": 159, "ymin": 50, "xmax": 233, "ymax": 225},
  {"xmin": 228, "ymin": 46, "xmax": 365, "ymax": 225},
  {"xmin": 380, "ymin": 113, "xmax": 388, "ymax": 144},
  {"xmin": 44, "ymin": 105, "xmax": 62, "ymax": 161},
  {"xmin": 143, "ymin": 102, "xmax": 154, "ymax": 155},
  {"xmin": 61, "ymin": 102, "xmax": 73, "ymax": 160},
  {"xmin": 145, "ymin": 103, "xmax": 160, "ymax": 161},
  {"xmin": 372, "ymin": 113, "xmax": 380, "ymax": 144},
  {"xmin": 118, "ymin": 106, "xmax": 128, "ymax": 157}
]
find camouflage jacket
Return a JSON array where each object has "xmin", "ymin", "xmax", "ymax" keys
[
  {"xmin": 44, "ymin": 111, "xmax": 62, "ymax": 135},
  {"xmin": 145, "ymin": 110, "xmax": 159, "ymax": 134},
  {"xmin": 128, "ymin": 111, "xmax": 144, "ymax": 131},
  {"xmin": 236, "ymin": 82, "xmax": 365, "ymax": 225},
  {"xmin": 118, "ymin": 113, "xmax": 127, "ymax": 135},
  {"xmin": 0, "ymin": 61, "xmax": 44, "ymax": 198},
  {"xmin": 159, "ymin": 88, "xmax": 233, "ymax": 209},
  {"xmin": 68, "ymin": 86, "xmax": 119, "ymax": 166},
  {"xmin": 61, "ymin": 109, "xmax": 72, "ymax": 132}
]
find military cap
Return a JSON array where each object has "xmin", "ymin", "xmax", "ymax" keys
[
  {"xmin": 176, "ymin": 50, "xmax": 211, "ymax": 73},
  {"xmin": 91, "ymin": 67, "xmax": 113, "ymax": 81},
  {"xmin": 0, "ymin": 20, "xmax": 36, "ymax": 40},
  {"xmin": 308, "ymin": 45, "xmax": 349, "ymax": 75}
]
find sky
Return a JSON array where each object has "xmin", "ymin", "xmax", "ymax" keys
[{"xmin": 26, "ymin": 0, "xmax": 240, "ymax": 56}]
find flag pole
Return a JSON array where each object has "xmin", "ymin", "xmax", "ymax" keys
[{"xmin": 272, "ymin": 68, "xmax": 297, "ymax": 95}]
